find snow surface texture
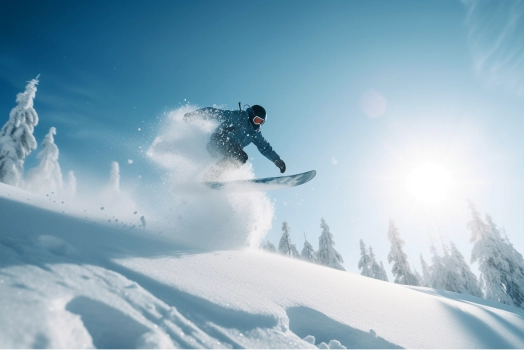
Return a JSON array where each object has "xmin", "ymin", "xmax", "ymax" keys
[
  {"xmin": 145, "ymin": 107, "xmax": 273, "ymax": 250},
  {"xmin": 2, "ymin": 182, "xmax": 524, "ymax": 348}
]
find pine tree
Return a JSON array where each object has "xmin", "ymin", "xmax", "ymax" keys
[
  {"xmin": 301, "ymin": 235, "xmax": 316, "ymax": 262},
  {"xmin": 468, "ymin": 202, "xmax": 516, "ymax": 306},
  {"xmin": 64, "ymin": 170, "xmax": 77, "ymax": 196},
  {"xmin": 278, "ymin": 221, "xmax": 292, "ymax": 256},
  {"xmin": 429, "ymin": 245, "xmax": 448, "ymax": 290},
  {"xmin": 317, "ymin": 218, "xmax": 345, "ymax": 271},
  {"xmin": 413, "ymin": 267, "xmax": 425, "ymax": 286},
  {"xmin": 501, "ymin": 230, "xmax": 524, "ymax": 307},
  {"xmin": 488, "ymin": 216, "xmax": 524, "ymax": 307},
  {"xmin": 420, "ymin": 254, "xmax": 431, "ymax": 287},
  {"xmin": 358, "ymin": 239, "xmax": 373, "ymax": 277},
  {"xmin": 25, "ymin": 127, "xmax": 63, "ymax": 194},
  {"xmin": 369, "ymin": 246, "xmax": 389, "ymax": 281},
  {"xmin": 290, "ymin": 244, "xmax": 300, "ymax": 258},
  {"xmin": 484, "ymin": 213, "xmax": 524, "ymax": 307},
  {"xmin": 261, "ymin": 240, "xmax": 277, "ymax": 252},
  {"xmin": 469, "ymin": 205, "xmax": 510, "ymax": 304},
  {"xmin": 379, "ymin": 261, "xmax": 389, "ymax": 282},
  {"xmin": 387, "ymin": 219, "xmax": 419, "ymax": 286},
  {"xmin": 449, "ymin": 241, "xmax": 482, "ymax": 297},
  {"xmin": 0, "ymin": 76, "xmax": 40, "ymax": 186},
  {"xmin": 440, "ymin": 245, "xmax": 466, "ymax": 294}
]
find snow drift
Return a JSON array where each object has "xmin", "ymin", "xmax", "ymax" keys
[{"xmin": 1, "ymin": 183, "xmax": 524, "ymax": 348}]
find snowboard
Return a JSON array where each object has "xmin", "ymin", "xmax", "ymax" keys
[{"xmin": 205, "ymin": 170, "xmax": 316, "ymax": 192}]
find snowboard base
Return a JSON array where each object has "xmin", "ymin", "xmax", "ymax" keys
[{"xmin": 204, "ymin": 170, "xmax": 316, "ymax": 192}]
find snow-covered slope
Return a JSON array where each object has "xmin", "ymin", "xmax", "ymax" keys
[{"xmin": 1, "ymin": 183, "xmax": 524, "ymax": 348}]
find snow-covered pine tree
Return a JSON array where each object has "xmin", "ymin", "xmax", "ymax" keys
[
  {"xmin": 317, "ymin": 218, "xmax": 345, "ymax": 271},
  {"xmin": 439, "ymin": 245, "xmax": 466, "ymax": 294},
  {"xmin": 379, "ymin": 261, "xmax": 389, "ymax": 282},
  {"xmin": 500, "ymin": 230, "xmax": 524, "ymax": 307},
  {"xmin": 428, "ymin": 245, "xmax": 448, "ymax": 290},
  {"xmin": 369, "ymin": 246, "xmax": 389, "ymax": 281},
  {"xmin": 290, "ymin": 244, "xmax": 300, "ymax": 258},
  {"xmin": 485, "ymin": 213, "xmax": 524, "ymax": 307},
  {"xmin": 449, "ymin": 241, "xmax": 482, "ymax": 297},
  {"xmin": 500, "ymin": 226, "xmax": 524, "ymax": 269},
  {"xmin": 301, "ymin": 234, "xmax": 316, "ymax": 262},
  {"xmin": 429, "ymin": 242, "xmax": 471, "ymax": 295},
  {"xmin": 358, "ymin": 239, "xmax": 373, "ymax": 277},
  {"xmin": 64, "ymin": 170, "xmax": 77, "ymax": 196},
  {"xmin": 25, "ymin": 127, "xmax": 63, "ymax": 194},
  {"xmin": 468, "ymin": 202, "xmax": 515, "ymax": 306},
  {"xmin": 413, "ymin": 267, "xmax": 425, "ymax": 286},
  {"xmin": 278, "ymin": 221, "xmax": 292, "ymax": 256},
  {"xmin": 420, "ymin": 254, "xmax": 431, "ymax": 287},
  {"xmin": 470, "ymin": 208, "xmax": 509, "ymax": 301},
  {"xmin": 0, "ymin": 76, "xmax": 40, "ymax": 187},
  {"xmin": 387, "ymin": 219, "xmax": 419, "ymax": 286},
  {"xmin": 261, "ymin": 240, "xmax": 277, "ymax": 252}
]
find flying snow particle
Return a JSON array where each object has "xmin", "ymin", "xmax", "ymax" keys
[
  {"xmin": 332, "ymin": 156, "xmax": 338, "ymax": 165},
  {"xmin": 128, "ymin": 159, "xmax": 133, "ymax": 164}
]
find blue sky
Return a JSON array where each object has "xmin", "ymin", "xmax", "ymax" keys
[{"xmin": 1, "ymin": 0, "xmax": 524, "ymax": 274}]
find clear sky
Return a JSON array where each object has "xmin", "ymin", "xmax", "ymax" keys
[{"xmin": 1, "ymin": 0, "xmax": 524, "ymax": 274}]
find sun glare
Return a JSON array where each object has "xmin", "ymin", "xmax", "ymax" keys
[{"xmin": 406, "ymin": 162, "xmax": 454, "ymax": 205}]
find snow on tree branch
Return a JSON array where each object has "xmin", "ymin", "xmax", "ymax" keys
[
  {"xmin": 317, "ymin": 218, "xmax": 345, "ymax": 271},
  {"xmin": 469, "ymin": 202, "xmax": 524, "ymax": 308},
  {"xmin": 0, "ymin": 76, "xmax": 40, "ymax": 187},
  {"xmin": 387, "ymin": 219, "xmax": 418, "ymax": 286}
]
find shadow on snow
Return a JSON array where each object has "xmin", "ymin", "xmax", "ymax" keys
[
  {"xmin": 287, "ymin": 306, "xmax": 402, "ymax": 349},
  {"xmin": 0, "ymin": 196, "xmax": 278, "ymax": 348}
]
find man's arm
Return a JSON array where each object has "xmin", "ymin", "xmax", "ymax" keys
[
  {"xmin": 183, "ymin": 107, "xmax": 225, "ymax": 122},
  {"xmin": 252, "ymin": 133, "xmax": 286, "ymax": 173}
]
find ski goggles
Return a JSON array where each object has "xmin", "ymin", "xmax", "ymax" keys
[{"xmin": 253, "ymin": 116, "xmax": 265, "ymax": 125}]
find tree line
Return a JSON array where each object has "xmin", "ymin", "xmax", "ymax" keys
[
  {"xmin": 262, "ymin": 202, "xmax": 524, "ymax": 310},
  {"xmin": 0, "ymin": 76, "xmax": 76, "ymax": 194},
  {"xmin": 381, "ymin": 201, "xmax": 524, "ymax": 308},
  {"xmin": 0, "ymin": 77, "xmax": 124, "ymax": 196},
  {"xmin": 261, "ymin": 217, "xmax": 346, "ymax": 271}
]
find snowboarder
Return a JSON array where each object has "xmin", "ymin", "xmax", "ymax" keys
[{"xmin": 184, "ymin": 104, "xmax": 286, "ymax": 181}]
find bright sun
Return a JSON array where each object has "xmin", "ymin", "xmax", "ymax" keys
[{"xmin": 406, "ymin": 162, "xmax": 454, "ymax": 205}]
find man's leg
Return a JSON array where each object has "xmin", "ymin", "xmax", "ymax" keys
[
  {"xmin": 204, "ymin": 140, "xmax": 247, "ymax": 181},
  {"xmin": 222, "ymin": 143, "xmax": 248, "ymax": 165}
]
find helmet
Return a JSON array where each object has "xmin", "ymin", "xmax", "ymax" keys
[{"xmin": 248, "ymin": 105, "xmax": 267, "ymax": 128}]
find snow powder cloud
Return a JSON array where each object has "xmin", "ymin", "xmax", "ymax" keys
[{"xmin": 145, "ymin": 106, "xmax": 274, "ymax": 250}]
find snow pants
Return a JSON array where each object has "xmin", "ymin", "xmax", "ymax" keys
[{"xmin": 206, "ymin": 133, "xmax": 248, "ymax": 165}]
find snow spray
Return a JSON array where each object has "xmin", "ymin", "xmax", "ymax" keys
[{"xmin": 146, "ymin": 106, "xmax": 273, "ymax": 250}]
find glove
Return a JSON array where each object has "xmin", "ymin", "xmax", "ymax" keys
[{"xmin": 274, "ymin": 159, "xmax": 286, "ymax": 173}]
